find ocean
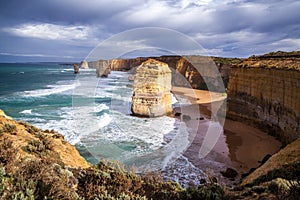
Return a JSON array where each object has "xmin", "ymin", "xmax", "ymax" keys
[{"xmin": 0, "ymin": 63, "xmax": 197, "ymax": 175}]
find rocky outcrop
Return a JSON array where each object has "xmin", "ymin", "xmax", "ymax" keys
[
  {"xmin": 89, "ymin": 60, "xmax": 111, "ymax": 77},
  {"xmin": 131, "ymin": 59, "xmax": 172, "ymax": 117},
  {"xmin": 0, "ymin": 109, "xmax": 90, "ymax": 170},
  {"xmin": 227, "ymin": 54, "xmax": 300, "ymax": 144},
  {"xmin": 107, "ymin": 56, "xmax": 241, "ymax": 90},
  {"xmin": 73, "ymin": 64, "xmax": 79, "ymax": 74},
  {"xmin": 80, "ymin": 60, "xmax": 89, "ymax": 69}
]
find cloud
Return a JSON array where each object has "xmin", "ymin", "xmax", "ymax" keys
[
  {"xmin": 0, "ymin": 0, "xmax": 300, "ymax": 61},
  {"xmin": 0, "ymin": 52, "xmax": 75, "ymax": 58},
  {"xmin": 3, "ymin": 23, "xmax": 95, "ymax": 41}
]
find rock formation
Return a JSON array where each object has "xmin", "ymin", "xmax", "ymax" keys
[
  {"xmin": 80, "ymin": 60, "xmax": 89, "ymax": 69},
  {"xmin": 0, "ymin": 109, "xmax": 90, "ymax": 169},
  {"xmin": 106, "ymin": 56, "xmax": 240, "ymax": 91},
  {"xmin": 89, "ymin": 60, "xmax": 111, "ymax": 77},
  {"xmin": 131, "ymin": 59, "xmax": 172, "ymax": 117},
  {"xmin": 73, "ymin": 64, "xmax": 79, "ymax": 74},
  {"xmin": 227, "ymin": 53, "xmax": 300, "ymax": 144}
]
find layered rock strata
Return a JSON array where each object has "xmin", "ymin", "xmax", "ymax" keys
[
  {"xmin": 131, "ymin": 59, "xmax": 172, "ymax": 117},
  {"xmin": 227, "ymin": 54, "xmax": 300, "ymax": 143},
  {"xmin": 98, "ymin": 56, "xmax": 240, "ymax": 90}
]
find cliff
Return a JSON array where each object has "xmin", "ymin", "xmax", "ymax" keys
[
  {"xmin": 0, "ymin": 109, "xmax": 90, "ymax": 171},
  {"xmin": 131, "ymin": 59, "xmax": 172, "ymax": 117},
  {"xmin": 227, "ymin": 53, "xmax": 300, "ymax": 144},
  {"xmin": 101, "ymin": 56, "xmax": 241, "ymax": 90}
]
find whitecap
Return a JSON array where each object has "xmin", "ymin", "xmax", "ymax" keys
[
  {"xmin": 20, "ymin": 109, "xmax": 32, "ymax": 114},
  {"xmin": 21, "ymin": 80, "xmax": 80, "ymax": 97},
  {"xmin": 94, "ymin": 103, "xmax": 109, "ymax": 113},
  {"xmin": 98, "ymin": 113, "xmax": 112, "ymax": 128}
]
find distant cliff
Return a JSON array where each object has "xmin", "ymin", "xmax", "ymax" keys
[
  {"xmin": 101, "ymin": 55, "xmax": 241, "ymax": 90},
  {"xmin": 227, "ymin": 52, "xmax": 300, "ymax": 144}
]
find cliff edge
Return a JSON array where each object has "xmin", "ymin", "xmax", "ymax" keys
[
  {"xmin": 0, "ymin": 109, "xmax": 90, "ymax": 171},
  {"xmin": 227, "ymin": 52, "xmax": 300, "ymax": 144}
]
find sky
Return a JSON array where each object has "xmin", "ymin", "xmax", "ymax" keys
[{"xmin": 0, "ymin": 0, "xmax": 299, "ymax": 62}]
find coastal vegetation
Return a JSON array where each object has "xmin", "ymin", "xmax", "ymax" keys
[{"xmin": 1, "ymin": 110, "xmax": 299, "ymax": 199}]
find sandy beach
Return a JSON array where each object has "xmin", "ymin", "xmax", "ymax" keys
[{"xmin": 171, "ymin": 87, "xmax": 282, "ymax": 185}]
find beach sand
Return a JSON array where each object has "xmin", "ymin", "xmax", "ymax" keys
[{"xmin": 171, "ymin": 87, "xmax": 281, "ymax": 185}]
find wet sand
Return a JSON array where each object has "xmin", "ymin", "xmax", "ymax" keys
[{"xmin": 171, "ymin": 87, "xmax": 282, "ymax": 185}]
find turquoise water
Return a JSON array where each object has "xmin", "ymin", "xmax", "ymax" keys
[
  {"xmin": 0, "ymin": 63, "xmax": 188, "ymax": 169},
  {"xmin": 0, "ymin": 63, "xmax": 74, "ymax": 119}
]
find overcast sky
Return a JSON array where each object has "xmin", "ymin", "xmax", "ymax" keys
[{"xmin": 0, "ymin": 0, "xmax": 299, "ymax": 62}]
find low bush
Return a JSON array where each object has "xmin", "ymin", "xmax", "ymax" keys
[{"xmin": 0, "ymin": 123, "xmax": 17, "ymax": 135}]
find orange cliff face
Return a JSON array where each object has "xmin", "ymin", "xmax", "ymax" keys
[
  {"xmin": 131, "ymin": 59, "xmax": 172, "ymax": 117},
  {"xmin": 105, "ymin": 56, "xmax": 239, "ymax": 91},
  {"xmin": 0, "ymin": 109, "xmax": 90, "ymax": 172},
  {"xmin": 227, "ymin": 55, "xmax": 300, "ymax": 144}
]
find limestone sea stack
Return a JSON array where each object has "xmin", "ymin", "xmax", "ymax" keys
[
  {"xmin": 131, "ymin": 59, "xmax": 172, "ymax": 117},
  {"xmin": 80, "ymin": 60, "xmax": 89, "ymax": 69},
  {"xmin": 73, "ymin": 64, "xmax": 79, "ymax": 74}
]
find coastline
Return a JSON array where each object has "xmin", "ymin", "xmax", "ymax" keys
[{"xmin": 171, "ymin": 87, "xmax": 282, "ymax": 185}]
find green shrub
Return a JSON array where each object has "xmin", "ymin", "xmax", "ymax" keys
[
  {"xmin": 268, "ymin": 178, "xmax": 300, "ymax": 200},
  {"xmin": 22, "ymin": 139, "xmax": 49, "ymax": 156},
  {"xmin": 0, "ymin": 167, "xmax": 9, "ymax": 199},
  {"xmin": 19, "ymin": 121, "xmax": 40, "ymax": 134},
  {"xmin": 22, "ymin": 134, "xmax": 53, "ymax": 156},
  {"xmin": 0, "ymin": 138, "xmax": 16, "ymax": 167},
  {"xmin": 1, "ymin": 123, "xmax": 17, "ymax": 135}
]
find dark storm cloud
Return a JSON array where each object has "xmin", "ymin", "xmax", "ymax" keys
[{"xmin": 0, "ymin": 0, "xmax": 299, "ymax": 62}]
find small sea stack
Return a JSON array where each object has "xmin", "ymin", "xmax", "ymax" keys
[
  {"xmin": 131, "ymin": 59, "xmax": 172, "ymax": 117},
  {"xmin": 73, "ymin": 64, "xmax": 79, "ymax": 74},
  {"xmin": 80, "ymin": 60, "xmax": 89, "ymax": 69}
]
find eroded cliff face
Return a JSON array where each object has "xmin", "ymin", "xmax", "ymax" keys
[
  {"xmin": 107, "ymin": 56, "xmax": 240, "ymax": 91},
  {"xmin": 89, "ymin": 60, "xmax": 111, "ymax": 77},
  {"xmin": 227, "ymin": 55, "xmax": 300, "ymax": 143},
  {"xmin": 131, "ymin": 59, "xmax": 172, "ymax": 117},
  {"xmin": 0, "ymin": 109, "xmax": 90, "ymax": 171}
]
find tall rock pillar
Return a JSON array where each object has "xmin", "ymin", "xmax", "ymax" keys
[{"xmin": 131, "ymin": 59, "xmax": 172, "ymax": 117}]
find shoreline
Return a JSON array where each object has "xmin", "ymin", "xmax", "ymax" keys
[{"xmin": 171, "ymin": 87, "xmax": 282, "ymax": 185}]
